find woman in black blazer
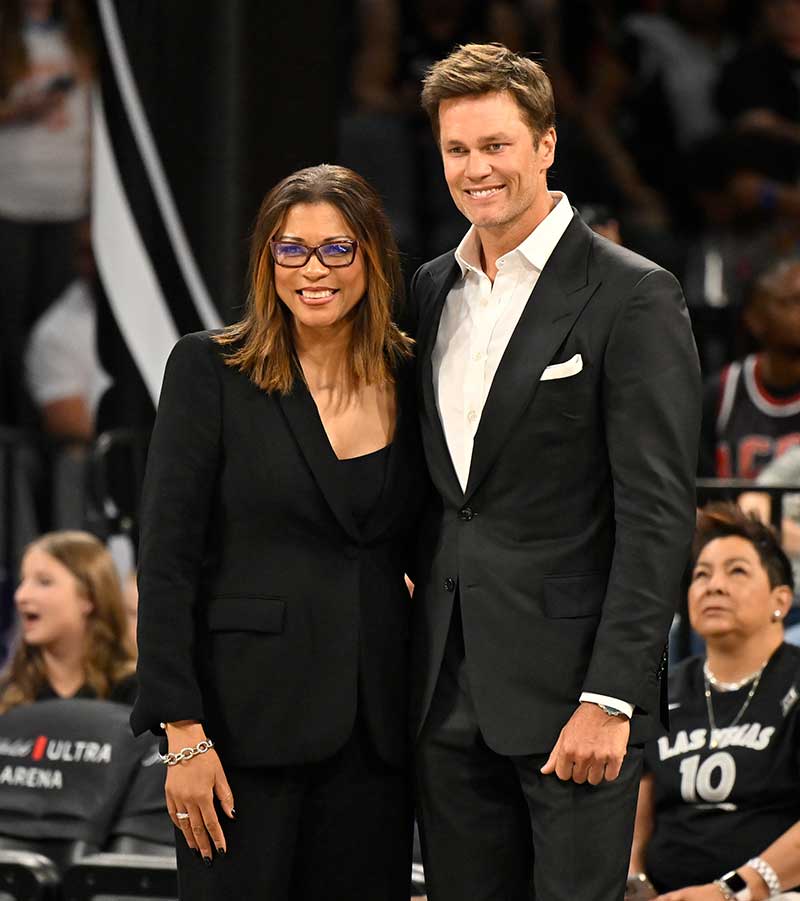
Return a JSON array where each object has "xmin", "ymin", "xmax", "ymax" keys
[{"xmin": 130, "ymin": 165, "xmax": 426, "ymax": 900}]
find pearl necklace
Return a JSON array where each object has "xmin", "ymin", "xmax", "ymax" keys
[
  {"xmin": 702, "ymin": 660, "xmax": 767, "ymax": 692},
  {"xmin": 703, "ymin": 660, "xmax": 767, "ymax": 750}
]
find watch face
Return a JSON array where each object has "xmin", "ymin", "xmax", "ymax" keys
[{"xmin": 722, "ymin": 871, "xmax": 748, "ymax": 894}]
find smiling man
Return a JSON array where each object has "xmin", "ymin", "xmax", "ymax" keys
[{"xmin": 407, "ymin": 44, "xmax": 703, "ymax": 901}]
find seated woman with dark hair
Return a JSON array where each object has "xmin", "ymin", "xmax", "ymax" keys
[
  {"xmin": 0, "ymin": 530, "xmax": 137, "ymax": 712},
  {"xmin": 628, "ymin": 502, "xmax": 800, "ymax": 901}
]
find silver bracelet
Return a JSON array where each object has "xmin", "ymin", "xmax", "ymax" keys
[
  {"xmin": 160, "ymin": 738, "xmax": 215, "ymax": 766},
  {"xmin": 746, "ymin": 857, "xmax": 781, "ymax": 897}
]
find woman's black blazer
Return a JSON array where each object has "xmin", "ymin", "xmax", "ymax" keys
[{"xmin": 130, "ymin": 331, "xmax": 426, "ymax": 768}]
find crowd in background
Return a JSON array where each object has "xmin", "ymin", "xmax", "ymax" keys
[
  {"xmin": 0, "ymin": 0, "xmax": 799, "ymax": 894},
  {"xmin": 1, "ymin": 0, "xmax": 799, "ymax": 688}
]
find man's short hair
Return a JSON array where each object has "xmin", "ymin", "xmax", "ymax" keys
[{"xmin": 420, "ymin": 43, "xmax": 555, "ymax": 147}]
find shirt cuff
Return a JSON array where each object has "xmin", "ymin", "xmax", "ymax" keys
[{"xmin": 580, "ymin": 692, "xmax": 634, "ymax": 719}]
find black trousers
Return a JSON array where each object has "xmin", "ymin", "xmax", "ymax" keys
[
  {"xmin": 175, "ymin": 714, "xmax": 412, "ymax": 901},
  {"xmin": 415, "ymin": 604, "xmax": 643, "ymax": 901}
]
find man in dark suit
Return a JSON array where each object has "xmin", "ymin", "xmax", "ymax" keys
[{"xmin": 408, "ymin": 44, "xmax": 702, "ymax": 901}]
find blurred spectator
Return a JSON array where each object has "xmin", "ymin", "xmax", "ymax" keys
[
  {"xmin": 0, "ymin": 530, "xmax": 136, "ymax": 712},
  {"xmin": 23, "ymin": 221, "xmax": 111, "ymax": 442},
  {"xmin": 716, "ymin": 0, "xmax": 800, "ymax": 149},
  {"xmin": 626, "ymin": 0, "xmax": 736, "ymax": 150},
  {"xmin": 0, "ymin": 0, "xmax": 94, "ymax": 427},
  {"xmin": 696, "ymin": 0, "xmax": 800, "ymax": 227},
  {"xmin": 618, "ymin": 0, "xmax": 737, "ymax": 230},
  {"xmin": 580, "ymin": 202, "xmax": 623, "ymax": 245},
  {"xmin": 699, "ymin": 257, "xmax": 800, "ymax": 477},
  {"xmin": 542, "ymin": 2, "xmax": 671, "ymax": 235},
  {"xmin": 628, "ymin": 503, "xmax": 800, "ymax": 899},
  {"xmin": 341, "ymin": 0, "xmax": 526, "ymax": 259}
]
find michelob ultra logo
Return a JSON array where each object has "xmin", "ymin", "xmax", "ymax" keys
[{"xmin": 0, "ymin": 734, "xmax": 113, "ymax": 763}]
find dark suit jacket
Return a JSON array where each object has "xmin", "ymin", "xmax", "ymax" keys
[
  {"xmin": 130, "ymin": 332, "xmax": 426, "ymax": 768},
  {"xmin": 408, "ymin": 216, "xmax": 701, "ymax": 753}
]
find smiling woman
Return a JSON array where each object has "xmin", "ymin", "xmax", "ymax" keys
[
  {"xmin": 215, "ymin": 163, "xmax": 411, "ymax": 396},
  {"xmin": 269, "ymin": 203, "xmax": 367, "ymax": 337},
  {"xmin": 129, "ymin": 163, "xmax": 426, "ymax": 900}
]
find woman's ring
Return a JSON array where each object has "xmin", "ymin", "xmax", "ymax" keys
[{"xmin": 176, "ymin": 812, "xmax": 190, "ymax": 820}]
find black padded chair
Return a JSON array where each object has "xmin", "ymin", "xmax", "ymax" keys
[
  {"xmin": 62, "ymin": 852, "xmax": 177, "ymax": 900},
  {"xmin": 0, "ymin": 849, "xmax": 59, "ymax": 900},
  {"xmin": 0, "ymin": 836, "xmax": 96, "ymax": 873},
  {"xmin": 0, "ymin": 699, "xmax": 152, "ymax": 858},
  {"xmin": 105, "ymin": 739, "xmax": 174, "ymax": 858}
]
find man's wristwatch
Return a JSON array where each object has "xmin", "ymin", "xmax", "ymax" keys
[
  {"xmin": 715, "ymin": 871, "xmax": 752, "ymax": 901},
  {"xmin": 597, "ymin": 703, "xmax": 625, "ymax": 717}
]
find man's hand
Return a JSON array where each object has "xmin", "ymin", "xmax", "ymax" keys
[{"xmin": 540, "ymin": 702, "xmax": 630, "ymax": 784}]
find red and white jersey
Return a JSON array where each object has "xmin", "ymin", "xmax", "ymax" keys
[{"xmin": 705, "ymin": 354, "xmax": 800, "ymax": 479}]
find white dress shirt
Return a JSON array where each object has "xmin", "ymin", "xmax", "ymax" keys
[{"xmin": 432, "ymin": 191, "xmax": 633, "ymax": 719}]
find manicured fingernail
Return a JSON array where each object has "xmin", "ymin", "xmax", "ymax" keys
[
  {"xmin": 203, "ymin": 856, "xmax": 212, "ymax": 867},
  {"xmin": 216, "ymin": 847, "xmax": 225, "ymax": 856},
  {"xmin": 230, "ymin": 808, "xmax": 236, "ymax": 819}
]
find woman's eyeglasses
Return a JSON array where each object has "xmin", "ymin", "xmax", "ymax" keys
[{"xmin": 269, "ymin": 239, "xmax": 359, "ymax": 268}]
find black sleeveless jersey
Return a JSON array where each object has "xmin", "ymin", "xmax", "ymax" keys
[
  {"xmin": 643, "ymin": 643, "xmax": 800, "ymax": 893},
  {"xmin": 701, "ymin": 354, "xmax": 800, "ymax": 478}
]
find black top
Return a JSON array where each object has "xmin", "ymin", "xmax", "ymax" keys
[
  {"xmin": 338, "ymin": 444, "xmax": 391, "ymax": 531},
  {"xmin": 643, "ymin": 644, "xmax": 800, "ymax": 892},
  {"xmin": 36, "ymin": 672, "xmax": 138, "ymax": 706}
]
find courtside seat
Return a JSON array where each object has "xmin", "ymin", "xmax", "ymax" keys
[
  {"xmin": 106, "ymin": 739, "xmax": 172, "ymax": 856},
  {"xmin": 62, "ymin": 852, "xmax": 177, "ymax": 900},
  {"xmin": 0, "ymin": 849, "xmax": 59, "ymax": 900},
  {"xmin": 0, "ymin": 836, "xmax": 96, "ymax": 872},
  {"xmin": 106, "ymin": 836, "xmax": 174, "ymax": 858},
  {"xmin": 0, "ymin": 699, "xmax": 151, "ymax": 857}
]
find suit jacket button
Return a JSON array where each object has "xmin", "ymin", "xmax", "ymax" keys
[
  {"xmin": 458, "ymin": 507, "xmax": 474, "ymax": 521},
  {"xmin": 443, "ymin": 578, "xmax": 456, "ymax": 592}
]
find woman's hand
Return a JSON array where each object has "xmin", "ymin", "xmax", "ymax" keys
[
  {"xmin": 163, "ymin": 721, "xmax": 235, "ymax": 864},
  {"xmin": 655, "ymin": 884, "xmax": 727, "ymax": 900}
]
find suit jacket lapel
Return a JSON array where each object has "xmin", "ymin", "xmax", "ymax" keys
[
  {"xmin": 276, "ymin": 379, "xmax": 360, "ymax": 542},
  {"xmin": 464, "ymin": 218, "xmax": 600, "ymax": 502},
  {"xmin": 418, "ymin": 259, "xmax": 465, "ymax": 507}
]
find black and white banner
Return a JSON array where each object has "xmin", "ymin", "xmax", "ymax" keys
[
  {"xmin": 89, "ymin": 0, "xmax": 339, "ymax": 420},
  {"xmin": 92, "ymin": 0, "xmax": 221, "ymax": 409}
]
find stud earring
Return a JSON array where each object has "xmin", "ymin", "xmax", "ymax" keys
[{"xmin": 773, "ymin": 609, "xmax": 783, "ymax": 622}]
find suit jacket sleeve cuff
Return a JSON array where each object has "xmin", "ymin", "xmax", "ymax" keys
[{"xmin": 579, "ymin": 692, "xmax": 634, "ymax": 719}]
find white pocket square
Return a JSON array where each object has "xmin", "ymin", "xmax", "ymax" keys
[{"xmin": 540, "ymin": 353, "xmax": 583, "ymax": 381}]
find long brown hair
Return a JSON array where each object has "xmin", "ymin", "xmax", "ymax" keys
[
  {"xmin": 0, "ymin": 531, "xmax": 136, "ymax": 713},
  {"xmin": 214, "ymin": 164, "xmax": 413, "ymax": 394},
  {"xmin": 0, "ymin": 0, "xmax": 95, "ymax": 98}
]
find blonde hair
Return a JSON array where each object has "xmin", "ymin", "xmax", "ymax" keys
[
  {"xmin": 421, "ymin": 43, "xmax": 555, "ymax": 146},
  {"xmin": 0, "ymin": 531, "xmax": 136, "ymax": 713},
  {"xmin": 214, "ymin": 164, "xmax": 413, "ymax": 394}
]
